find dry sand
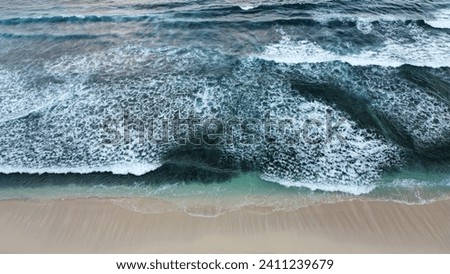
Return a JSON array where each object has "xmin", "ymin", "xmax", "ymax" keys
[{"xmin": 0, "ymin": 198, "xmax": 449, "ymax": 253}]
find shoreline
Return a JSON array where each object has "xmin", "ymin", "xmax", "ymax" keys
[{"xmin": 0, "ymin": 197, "xmax": 449, "ymax": 253}]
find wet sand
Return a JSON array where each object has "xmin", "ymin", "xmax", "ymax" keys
[{"xmin": 0, "ymin": 198, "xmax": 449, "ymax": 253}]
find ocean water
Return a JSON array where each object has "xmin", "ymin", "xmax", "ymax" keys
[{"xmin": 0, "ymin": 0, "xmax": 450, "ymax": 209}]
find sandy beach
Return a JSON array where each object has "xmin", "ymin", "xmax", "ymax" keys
[{"xmin": 0, "ymin": 198, "xmax": 449, "ymax": 253}]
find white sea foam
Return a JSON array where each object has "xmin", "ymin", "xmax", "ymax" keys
[
  {"xmin": 258, "ymin": 24, "xmax": 450, "ymax": 68},
  {"xmin": 310, "ymin": 62, "xmax": 450, "ymax": 150},
  {"xmin": 0, "ymin": 45, "xmax": 405, "ymax": 194},
  {"xmin": 239, "ymin": 5, "xmax": 258, "ymax": 11},
  {"xmin": 261, "ymin": 174, "xmax": 376, "ymax": 195},
  {"xmin": 0, "ymin": 162, "xmax": 161, "ymax": 176},
  {"xmin": 0, "ymin": 46, "xmax": 234, "ymax": 177},
  {"xmin": 0, "ymin": 68, "xmax": 78, "ymax": 123},
  {"xmin": 425, "ymin": 9, "xmax": 450, "ymax": 29},
  {"xmin": 255, "ymin": 96, "xmax": 402, "ymax": 195}
]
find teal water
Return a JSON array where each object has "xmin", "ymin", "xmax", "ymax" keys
[{"xmin": 1, "ymin": 170, "xmax": 449, "ymax": 216}]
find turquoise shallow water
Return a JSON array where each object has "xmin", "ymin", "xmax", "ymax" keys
[{"xmin": 1, "ymin": 170, "xmax": 449, "ymax": 216}]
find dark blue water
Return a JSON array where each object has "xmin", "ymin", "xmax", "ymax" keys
[{"xmin": 0, "ymin": 0, "xmax": 449, "ymax": 199}]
